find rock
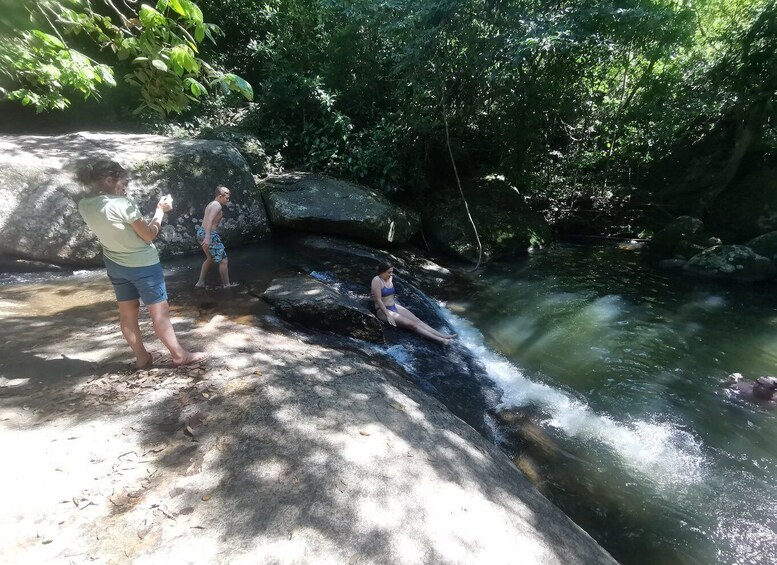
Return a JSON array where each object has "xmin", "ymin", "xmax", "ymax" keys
[
  {"xmin": 684, "ymin": 245, "xmax": 776, "ymax": 282},
  {"xmin": 261, "ymin": 275, "xmax": 384, "ymax": 343},
  {"xmin": 421, "ymin": 176, "xmax": 551, "ymax": 262},
  {"xmin": 0, "ymin": 256, "xmax": 66, "ymax": 273},
  {"xmin": 0, "ymin": 132, "xmax": 270, "ymax": 266},
  {"xmin": 673, "ymin": 239, "xmax": 707, "ymax": 260},
  {"xmin": 745, "ymin": 231, "xmax": 777, "ymax": 262},
  {"xmin": 198, "ymin": 127, "xmax": 279, "ymax": 177},
  {"xmin": 259, "ymin": 173, "xmax": 420, "ymax": 245},
  {"xmin": 293, "ymin": 234, "xmax": 459, "ymax": 292},
  {"xmin": 650, "ymin": 216, "xmax": 706, "ymax": 259}
]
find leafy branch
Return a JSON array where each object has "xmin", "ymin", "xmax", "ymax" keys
[{"xmin": 0, "ymin": 0, "xmax": 253, "ymax": 113}]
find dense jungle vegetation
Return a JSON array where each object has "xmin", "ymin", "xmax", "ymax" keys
[{"xmin": 1, "ymin": 0, "xmax": 775, "ymax": 240}]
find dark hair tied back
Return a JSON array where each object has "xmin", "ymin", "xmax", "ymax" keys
[
  {"xmin": 377, "ymin": 261, "xmax": 393, "ymax": 275},
  {"xmin": 76, "ymin": 159, "xmax": 127, "ymax": 186}
]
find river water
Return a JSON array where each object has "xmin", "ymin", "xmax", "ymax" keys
[
  {"xmin": 440, "ymin": 243, "xmax": 777, "ymax": 565},
  {"xmin": 3, "ymin": 241, "xmax": 775, "ymax": 564}
]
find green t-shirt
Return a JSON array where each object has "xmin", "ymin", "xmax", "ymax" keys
[{"xmin": 78, "ymin": 195, "xmax": 159, "ymax": 267}]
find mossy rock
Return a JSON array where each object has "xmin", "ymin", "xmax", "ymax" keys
[
  {"xmin": 199, "ymin": 127, "xmax": 275, "ymax": 177},
  {"xmin": 684, "ymin": 245, "xmax": 776, "ymax": 283}
]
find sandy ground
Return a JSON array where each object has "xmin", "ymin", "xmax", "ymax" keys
[{"xmin": 0, "ymin": 275, "xmax": 616, "ymax": 564}]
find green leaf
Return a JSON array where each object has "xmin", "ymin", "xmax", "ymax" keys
[
  {"xmin": 99, "ymin": 66, "xmax": 117, "ymax": 87},
  {"xmin": 151, "ymin": 59, "xmax": 168, "ymax": 72},
  {"xmin": 139, "ymin": 5, "xmax": 165, "ymax": 28},
  {"xmin": 222, "ymin": 73, "xmax": 253, "ymax": 101},
  {"xmin": 184, "ymin": 77, "xmax": 207, "ymax": 96},
  {"xmin": 31, "ymin": 30, "xmax": 64, "ymax": 49},
  {"xmin": 181, "ymin": 0, "xmax": 204, "ymax": 25},
  {"xmin": 168, "ymin": 0, "xmax": 186, "ymax": 16},
  {"xmin": 194, "ymin": 24, "xmax": 205, "ymax": 43}
]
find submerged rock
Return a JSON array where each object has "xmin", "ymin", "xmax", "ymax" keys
[
  {"xmin": 0, "ymin": 132, "xmax": 270, "ymax": 266},
  {"xmin": 259, "ymin": 173, "xmax": 420, "ymax": 245},
  {"xmin": 684, "ymin": 245, "xmax": 776, "ymax": 282},
  {"xmin": 260, "ymin": 275, "xmax": 384, "ymax": 343}
]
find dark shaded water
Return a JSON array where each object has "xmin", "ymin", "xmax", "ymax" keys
[{"xmin": 3, "ymin": 240, "xmax": 776, "ymax": 564}]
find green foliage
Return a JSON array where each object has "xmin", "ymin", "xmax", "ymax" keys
[
  {"xmin": 0, "ymin": 0, "xmax": 252, "ymax": 113},
  {"xmin": 5, "ymin": 0, "xmax": 772, "ymax": 234}
]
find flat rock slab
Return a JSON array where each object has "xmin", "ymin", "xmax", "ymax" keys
[
  {"xmin": 0, "ymin": 277, "xmax": 616, "ymax": 565},
  {"xmin": 260, "ymin": 275, "xmax": 384, "ymax": 344},
  {"xmin": 260, "ymin": 173, "xmax": 420, "ymax": 245}
]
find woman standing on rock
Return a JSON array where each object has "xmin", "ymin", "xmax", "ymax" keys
[
  {"xmin": 77, "ymin": 159, "xmax": 207, "ymax": 369},
  {"xmin": 371, "ymin": 261, "xmax": 455, "ymax": 346}
]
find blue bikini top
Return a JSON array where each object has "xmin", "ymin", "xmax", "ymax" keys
[{"xmin": 381, "ymin": 286, "xmax": 395, "ymax": 297}]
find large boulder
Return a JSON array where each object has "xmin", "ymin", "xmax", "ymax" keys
[
  {"xmin": 421, "ymin": 177, "xmax": 551, "ymax": 262},
  {"xmin": 198, "ymin": 126, "xmax": 280, "ymax": 178},
  {"xmin": 745, "ymin": 231, "xmax": 777, "ymax": 262},
  {"xmin": 261, "ymin": 275, "xmax": 384, "ymax": 343},
  {"xmin": 259, "ymin": 173, "xmax": 420, "ymax": 245},
  {"xmin": 0, "ymin": 132, "xmax": 270, "ymax": 266},
  {"xmin": 684, "ymin": 245, "xmax": 776, "ymax": 282},
  {"xmin": 649, "ymin": 216, "xmax": 713, "ymax": 260}
]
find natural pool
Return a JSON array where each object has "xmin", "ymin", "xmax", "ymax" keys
[{"xmin": 442, "ymin": 243, "xmax": 777, "ymax": 564}]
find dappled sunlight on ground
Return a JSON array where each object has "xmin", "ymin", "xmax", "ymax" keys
[{"xmin": 0, "ymin": 277, "xmax": 614, "ymax": 564}]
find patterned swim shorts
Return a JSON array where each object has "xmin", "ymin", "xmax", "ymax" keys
[{"xmin": 196, "ymin": 227, "xmax": 227, "ymax": 263}]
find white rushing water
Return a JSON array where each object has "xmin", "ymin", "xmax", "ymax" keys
[{"xmin": 436, "ymin": 302, "xmax": 707, "ymax": 492}]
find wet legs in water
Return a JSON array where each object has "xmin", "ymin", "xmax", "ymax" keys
[{"xmin": 196, "ymin": 256, "xmax": 230, "ymax": 288}]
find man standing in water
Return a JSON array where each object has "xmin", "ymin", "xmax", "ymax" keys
[{"xmin": 195, "ymin": 185, "xmax": 231, "ymax": 288}]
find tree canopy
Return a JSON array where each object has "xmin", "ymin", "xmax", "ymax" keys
[
  {"xmin": 2, "ymin": 0, "xmax": 775, "ymax": 236},
  {"xmin": 0, "ymin": 0, "xmax": 252, "ymax": 113}
]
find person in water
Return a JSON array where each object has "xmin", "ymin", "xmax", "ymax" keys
[
  {"xmin": 724, "ymin": 373, "xmax": 777, "ymax": 406},
  {"xmin": 371, "ymin": 262, "xmax": 455, "ymax": 346},
  {"xmin": 195, "ymin": 185, "xmax": 231, "ymax": 288},
  {"xmin": 77, "ymin": 159, "xmax": 208, "ymax": 369}
]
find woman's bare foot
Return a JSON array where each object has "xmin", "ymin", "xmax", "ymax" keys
[
  {"xmin": 172, "ymin": 351, "xmax": 209, "ymax": 367},
  {"xmin": 135, "ymin": 350, "xmax": 169, "ymax": 370},
  {"xmin": 194, "ymin": 282, "xmax": 206, "ymax": 289}
]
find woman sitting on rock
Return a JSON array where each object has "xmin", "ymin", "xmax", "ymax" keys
[
  {"xmin": 371, "ymin": 262, "xmax": 455, "ymax": 346},
  {"xmin": 77, "ymin": 159, "xmax": 207, "ymax": 369}
]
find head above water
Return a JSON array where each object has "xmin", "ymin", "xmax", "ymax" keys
[
  {"xmin": 76, "ymin": 159, "xmax": 128, "ymax": 195},
  {"xmin": 377, "ymin": 261, "xmax": 394, "ymax": 276}
]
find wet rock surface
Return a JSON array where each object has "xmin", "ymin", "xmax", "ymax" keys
[
  {"xmin": 259, "ymin": 173, "xmax": 420, "ymax": 245},
  {"xmin": 259, "ymin": 274, "xmax": 384, "ymax": 343}
]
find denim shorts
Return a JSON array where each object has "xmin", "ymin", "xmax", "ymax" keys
[{"xmin": 104, "ymin": 258, "xmax": 168, "ymax": 305}]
